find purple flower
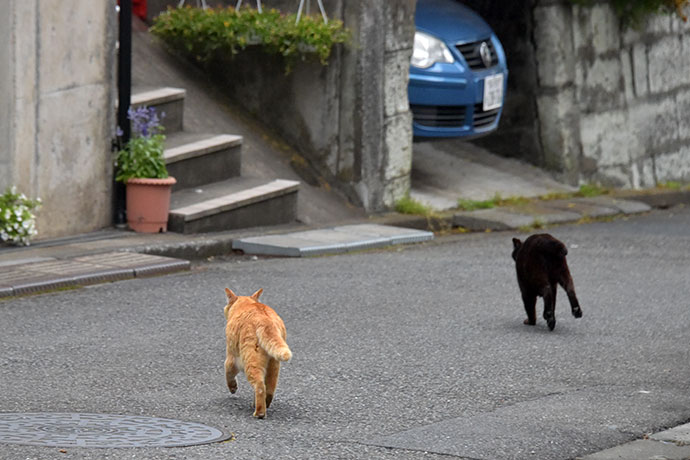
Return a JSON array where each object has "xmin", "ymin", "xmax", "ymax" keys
[{"xmin": 127, "ymin": 105, "xmax": 165, "ymax": 138}]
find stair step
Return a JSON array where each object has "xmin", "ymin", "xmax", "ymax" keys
[
  {"xmin": 168, "ymin": 178, "xmax": 300, "ymax": 233},
  {"xmin": 164, "ymin": 132, "xmax": 243, "ymax": 190},
  {"xmin": 131, "ymin": 86, "xmax": 185, "ymax": 134}
]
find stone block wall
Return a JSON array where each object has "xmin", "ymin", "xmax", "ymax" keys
[
  {"xmin": 0, "ymin": 1, "xmax": 117, "ymax": 239},
  {"xmin": 533, "ymin": 0, "xmax": 690, "ymax": 187}
]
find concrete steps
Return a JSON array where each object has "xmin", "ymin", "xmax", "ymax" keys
[
  {"xmin": 131, "ymin": 86, "xmax": 300, "ymax": 233},
  {"xmin": 169, "ymin": 177, "xmax": 299, "ymax": 234},
  {"xmin": 131, "ymin": 86, "xmax": 185, "ymax": 133},
  {"xmin": 164, "ymin": 132, "xmax": 242, "ymax": 190}
]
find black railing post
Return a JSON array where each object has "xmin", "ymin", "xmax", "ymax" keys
[{"xmin": 115, "ymin": 0, "xmax": 132, "ymax": 226}]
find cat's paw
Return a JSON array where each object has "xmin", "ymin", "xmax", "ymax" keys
[
  {"xmin": 572, "ymin": 307, "xmax": 583, "ymax": 318},
  {"xmin": 253, "ymin": 410, "xmax": 265, "ymax": 419},
  {"xmin": 547, "ymin": 318, "xmax": 556, "ymax": 331},
  {"xmin": 523, "ymin": 318, "xmax": 536, "ymax": 326},
  {"xmin": 227, "ymin": 379, "xmax": 238, "ymax": 394}
]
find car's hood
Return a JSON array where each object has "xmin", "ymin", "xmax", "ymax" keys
[{"xmin": 415, "ymin": 0, "xmax": 493, "ymax": 43}]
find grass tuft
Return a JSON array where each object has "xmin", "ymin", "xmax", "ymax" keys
[
  {"xmin": 395, "ymin": 195, "xmax": 433, "ymax": 216},
  {"xmin": 576, "ymin": 184, "xmax": 608, "ymax": 197},
  {"xmin": 457, "ymin": 193, "xmax": 531, "ymax": 211}
]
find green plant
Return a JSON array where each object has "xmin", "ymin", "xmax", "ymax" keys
[
  {"xmin": 457, "ymin": 197, "xmax": 497, "ymax": 211},
  {"xmin": 150, "ymin": 6, "xmax": 350, "ymax": 72},
  {"xmin": 517, "ymin": 218, "xmax": 546, "ymax": 233},
  {"xmin": 539, "ymin": 191, "xmax": 573, "ymax": 201},
  {"xmin": 569, "ymin": 0, "xmax": 688, "ymax": 27},
  {"xmin": 539, "ymin": 184, "xmax": 608, "ymax": 201},
  {"xmin": 115, "ymin": 106, "xmax": 168, "ymax": 183},
  {"xmin": 575, "ymin": 184, "xmax": 608, "ymax": 197},
  {"xmin": 457, "ymin": 193, "xmax": 530, "ymax": 211},
  {"xmin": 658, "ymin": 181, "xmax": 683, "ymax": 190},
  {"xmin": 0, "ymin": 186, "xmax": 41, "ymax": 246},
  {"xmin": 395, "ymin": 194, "xmax": 433, "ymax": 216}
]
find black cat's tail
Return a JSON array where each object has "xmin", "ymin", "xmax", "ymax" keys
[{"xmin": 541, "ymin": 238, "xmax": 568, "ymax": 258}]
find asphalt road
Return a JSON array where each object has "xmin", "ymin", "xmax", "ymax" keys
[{"xmin": 1, "ymin": 207, "xmax": 689, "ymax": 459}]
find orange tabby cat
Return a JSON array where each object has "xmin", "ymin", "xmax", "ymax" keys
[{"xmin": 223, "ymin": 288, "xmax": 292, "ymax": 418}]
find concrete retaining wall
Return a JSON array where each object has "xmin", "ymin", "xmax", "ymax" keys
[
  {"xmin": 156, "ymin": 0, "xmax": 415, "ymax": 212},
  {"xmin": 462, "ymin": 0, "xmax": 689, "ymax": 188},
  {"xmin": 0, "ymin": 1, "xmax": 117, "ymax": 239},
  {"xmin": 534, "ymin": 0, "xmax": 690, "ymax": 187}
]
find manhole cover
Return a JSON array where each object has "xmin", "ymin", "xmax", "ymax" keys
[{"xmin": 0, "ymin": 413, "xmax": 230, "ymax": 448}]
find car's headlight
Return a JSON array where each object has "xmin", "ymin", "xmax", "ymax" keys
[{"xmin": 411, "ymin": 31, "xmax": 454, "ymax": 69}]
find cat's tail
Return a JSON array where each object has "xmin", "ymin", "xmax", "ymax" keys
[
  {"xmin": 257, "ymin": 325, "xmax": 292, "ymax": 362},
  {"xmin": 543, "ymin": 238, "xmax": 568, "ymax": 258}
]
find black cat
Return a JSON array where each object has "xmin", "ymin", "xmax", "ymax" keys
[{"xmin": 512, "ymin": 233, "xmax": 582, "ymax": 331}]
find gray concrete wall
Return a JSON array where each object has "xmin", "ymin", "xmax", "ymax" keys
[
  {"xmin": 0, "ymin": 1, "xmax": 117, "ymax": 240},
  {"xmin": 0, "ymin": 6, "xmax": 11, "ymax": 190},
  {"xmin": 533, "ymin": 0, "xmax": 690, "ymax": 187}
]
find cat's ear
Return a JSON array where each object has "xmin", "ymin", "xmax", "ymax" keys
[
  {"xmin": 251, "ymin": 288, "xmax": 263, "ymax": 300},
  {"xmin": 512, "ymin": 238, "xmax": 522, "ymax": 250},
  {"xmin": 225, "ymin": 288, "xmax": 237, "ymax": 303}
]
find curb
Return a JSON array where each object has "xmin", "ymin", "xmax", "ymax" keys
[
  {"xmin": 231, "ymin": 224, "xmax": 435, "ymax": 257},
  {"xmin": 576, "ymin": 422, "xmax": 690, "ymax": 460},
  {"xmin": 1, "ymin": 189, "xmax": 688, "ymax": 299},
  {"xmin": 0, "ymin": 252, "xmax": 190, "ymax": 299},
  {"xmin": 377, "ymin": 189, "xmax": 690, "ymax": 236},
  {"xmin": 119, "ymin": 189, "xmax": 690, "ymax": 260}
]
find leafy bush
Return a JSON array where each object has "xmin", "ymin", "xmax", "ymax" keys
[
  {"xmin": 0, "ymin": 186, "xmax": 41, "ymax": 246},
  {"xmin": 150, "ymin": 6, "xmax": 350, "ymax": 72},
  {"xmin": 115, "ymin": 106, "xmax": 169, "ymax": 183},
  {"xmin": 569, "ymin": 0, "xmax": 688, "ymax": 26}
]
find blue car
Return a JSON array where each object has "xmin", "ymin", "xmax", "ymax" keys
[{"xmin": 409, "ymin": 0, "xmax": 508, "ymax": 139}]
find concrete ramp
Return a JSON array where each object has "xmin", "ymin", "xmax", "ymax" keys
[
  {"xmin": 411, "ymin": 140, "xmax": 576, "ymax": 210},
  {"xmin": 232, "ymin": 224, "xmax": 434, "ymax": 257}
]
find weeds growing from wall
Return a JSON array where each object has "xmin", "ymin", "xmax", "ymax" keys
[{"xmin": 569, "ymin": 0, "xmax": 688, "ymax": 27}]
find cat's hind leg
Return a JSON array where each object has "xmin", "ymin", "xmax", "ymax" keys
[
  {"xmin": 559, "ymin": 273, "xmax": 582, "ymax": 318},
  {"xmin": 522, "ymin": 293, "xmax": 537, "ymax": 326},
  {"xmin": 543, "ymin": 285, "xmax": 557, "ymax": 331},
  {"xmin": 264, "ymin": 359, "xmax": 281, "ymax": 409},
  {"xmin": 244, "ymin": 351, "xmax": 269, "ymax": 418},
  {"xmin": 225, "ymin": 350, "xmax": 239, "ymax": 394}
]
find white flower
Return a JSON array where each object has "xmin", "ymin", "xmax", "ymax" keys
[{"xmin": 1, "ymin": 186, "xmax": 40, "ymax": 245}]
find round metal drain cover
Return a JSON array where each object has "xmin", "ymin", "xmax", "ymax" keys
[{"xmin": 0, "ymin": 413, "xmax": 230, "ymax": 448}]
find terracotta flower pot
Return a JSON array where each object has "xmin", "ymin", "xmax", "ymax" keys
[{"xmin": 125, "ymin": 177, "xmax": 177, "ymax": 233}]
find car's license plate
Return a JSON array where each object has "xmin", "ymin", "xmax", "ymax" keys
[{"xmin": 483, "ymin": 73, "xmax": 504, "ymax": 111}]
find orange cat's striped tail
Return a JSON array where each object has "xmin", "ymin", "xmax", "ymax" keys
[{"xmin": 257, "ymin": 326, "xmax": 292, "ymax": 362}]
